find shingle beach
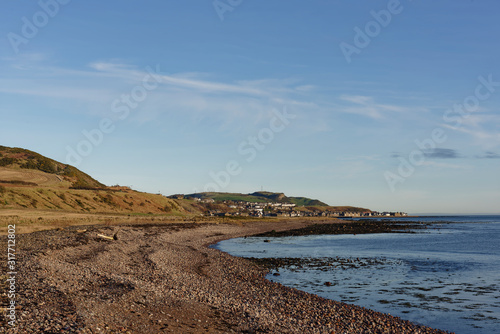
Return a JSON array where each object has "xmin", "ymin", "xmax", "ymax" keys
[{"xmin": 1, "ymin": 219, "xmax": 453, "ymax": 333}]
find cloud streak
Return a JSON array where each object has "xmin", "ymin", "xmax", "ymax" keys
[
  {"xmin": 0, "ymin": 60, "xmax": 334, "ymax": 137},
  {"xmin": 423, "ymin": 148, "xmax": 461, "ymax": 159},
  {"xmin": 338, "ymin": 95, "xmax": 408, "ymax": 119},
  {"xmin": 1, "ymin": 61, "xmax": 292, "ymax": 101},
  {"xmin": 476, "ymin": 151, "xmax": 500, "ymax": 159}
]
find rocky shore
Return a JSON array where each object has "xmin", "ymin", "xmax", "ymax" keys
[
  {"xmin": 1, "ymin": 219, "xmax": 453, "ymax": 333},
  {"xmin": 254, "ymin": 219, "xmax": 431, "ymax": 237}
]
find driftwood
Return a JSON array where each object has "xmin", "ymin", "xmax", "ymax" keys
[{"xmin": 97, "ymin": 233, "xmax": 118, "ymax": 241}]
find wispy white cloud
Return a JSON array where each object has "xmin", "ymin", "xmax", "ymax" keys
[
  {"xmin": 442, "ymin": 114, "xmax": 500, "ymax": 149},
  {"xmin": 3, "ymin": 52, "xmax": 52, "ymax": 69},
  {"xmin": 89, "ymin": 62, "xmax": 136, "ymax": 72},
  {"xmin": 0, "ymin": 59, "xmax": 332, "ymax": 136},
  {"xmin": 0, "ymin": 82, "xmax": 111, "ymax": 100},
  {"xmin": 1, "ymin": 60, "xmax": 311, "ymax": 102},
  {"xmin": 0, "ymin": 59, "xmax": 431, "ymax": 140},
  {"xmin": 88, "ymin": 62, "xmax": 273, "ymax": 96},
  {"xmin": 338, "ymin": 95, "xmax": 408, "ymax": 119},
  {"xmin": 340, "ymin": 95, "xmax": 372, "ymax": 104},
  {"xmin": 295, "ymin": 85, "xmax": 316, "ymax": 92}
]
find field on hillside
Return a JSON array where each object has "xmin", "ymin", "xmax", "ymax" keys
[
  {"xmin": 212, "ymin": 193, "xmax": 268, "ymax": 203},
  {"xmin": 0, "ymin": 167, "xmax": 71, "ymax": 188},
  {"xmin": 0, "ymin": 185, "xmax": 193, "ymax": 215}
]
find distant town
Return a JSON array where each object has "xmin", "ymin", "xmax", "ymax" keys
[{"xmin": 170, "ymin": 195, "xmax": 408, "ymax": 218}]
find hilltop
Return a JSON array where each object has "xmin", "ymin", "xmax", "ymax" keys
[
  {"xmin": 0, "ymin": 145, "xmax": 104, "ymax": 189},
  {"xmin": 0, "ymin": 146, "xmax": 190, "ymax": 215}
]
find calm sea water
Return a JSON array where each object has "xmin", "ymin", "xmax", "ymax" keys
[{"xmin": 215, "ymin": 216, "xmax": 500, "ymax": 334}]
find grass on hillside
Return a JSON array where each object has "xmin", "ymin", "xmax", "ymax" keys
[
  {"xmin": 0, "ymin": 145, "xmax": 105, "ymax": 189},
  {"xmin": 188, "ymin": 192, "xmax": 327, "ymax": 205},
  {"xmin": 0, "ymin": 184, "xmax": 193, "ymax": 216},
  {"xmin": 211, "ymin": 193, "xmax": 268, "ymax": 203}
]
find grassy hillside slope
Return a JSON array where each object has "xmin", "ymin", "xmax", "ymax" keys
[
  {"xmin": 0, "ymin": 145, "xmax": 104, "ymax": 189},
  {"xmin": 0, "ymin": 146, "xmax": 194, "ymax": 215},
  {"xmin": 0, "ymin": 186, "xmax": 185, "ymax": 214},
  {"xmin": 185, "ymin": 191, "xmax": 329, "ymax": 206}
]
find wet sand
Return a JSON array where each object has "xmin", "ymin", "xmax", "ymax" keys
[{"xmin": 0, "ymin": 219, "xmax": 453, "ymax": 333}]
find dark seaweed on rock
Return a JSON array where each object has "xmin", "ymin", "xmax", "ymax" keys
[
  {"xmin": 254, "ymin": 220, "xmax": 430, "ymax": 237},
  {"xmin": 245, "ymin": 256, "xmax": 393, "ymax": 272}
]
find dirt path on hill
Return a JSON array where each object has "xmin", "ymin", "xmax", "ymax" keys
[{"xmin": 0, "ymin": 168, "xmax": 63, "ymax": 187}]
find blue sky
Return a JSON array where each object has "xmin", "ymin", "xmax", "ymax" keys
[{"xmin": 1, "ymin": 0, "xmax": 499, "ymax": 214}]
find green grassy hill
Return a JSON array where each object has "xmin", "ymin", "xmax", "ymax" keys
[
  {"xmin": 184, "ymin": 191, "xmax": 329, "ymax": 206},
  {"xmin": 184, "ymin": 192, "xmax": 268, "ymax": 203}
]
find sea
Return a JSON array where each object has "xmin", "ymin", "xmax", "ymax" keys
[{"xmin": 214, "ymin": 215, "xmax": 500, "ymax": 334}]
